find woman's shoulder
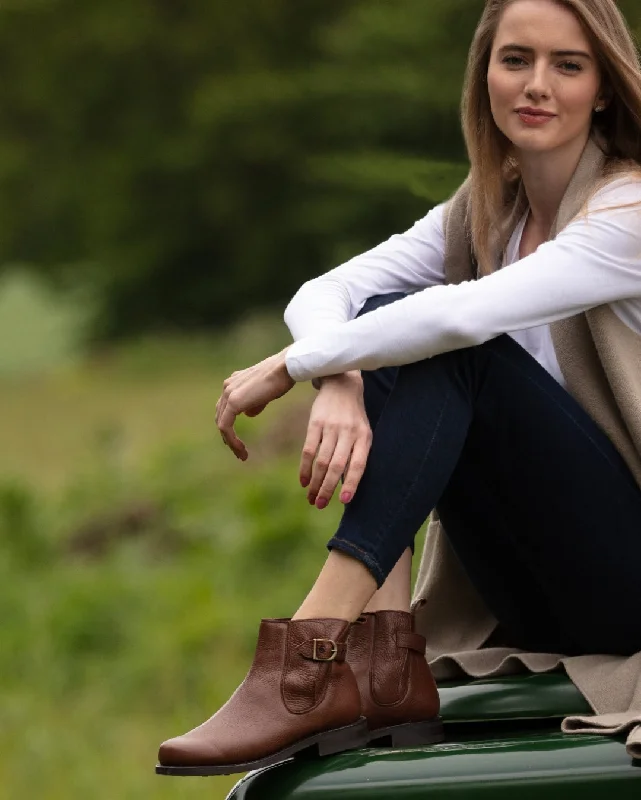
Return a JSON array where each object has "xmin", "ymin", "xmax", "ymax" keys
[
  {"xmin": 589, "ymin": 170, "xmax": 641, "ymax": 209},
  {"xmin": 562, "ymin": 170, "xmax": 641, "ymax": 261}
]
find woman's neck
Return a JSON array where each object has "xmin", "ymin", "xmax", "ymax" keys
[{"xmin": 517, "ymin": 134, "xmax": 589, "ymax": 234}]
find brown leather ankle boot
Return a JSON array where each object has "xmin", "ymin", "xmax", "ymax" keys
[
  {"xmin": 346, "ymin": 610, "xmax": 444, "ymax": 746},
  {"xmin": 156, "ymin": 617, "xmax": 368, "ymax": 776}
]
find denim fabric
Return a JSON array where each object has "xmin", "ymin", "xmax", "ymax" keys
[{"xmin": 327, "ymin": 293, "xmax": 641, "ymax": 656}]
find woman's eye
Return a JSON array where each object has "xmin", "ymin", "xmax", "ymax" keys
[
  {"xmin": 502, "ymin": 56, "xmax": 526, "ymax": 67},
  {"xmin": 559, "ymin": 61, "xmax": 582, "ymax": 72}
]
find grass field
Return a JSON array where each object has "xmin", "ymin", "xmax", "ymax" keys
[{"xmin": 0, "ymin": 273, "xmax": 331, "ymax": 800}]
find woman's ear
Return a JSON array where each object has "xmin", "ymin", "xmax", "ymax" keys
[{"xmin": 594, "ymin": 85, "xmax": 613, "ymax": 113}]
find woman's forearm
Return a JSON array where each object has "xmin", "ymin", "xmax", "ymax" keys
[
  {"xmin": 283, "ymin": 205, "xmax": 448, "ymax": 343},
  {"xmin": 284, "ymin": 278, "xmax": 354, "ymax": 341}
]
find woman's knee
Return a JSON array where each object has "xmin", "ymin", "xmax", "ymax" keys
[{"xmin": 354, "ymin": 295, "xmax": 406, "ymax": 426}]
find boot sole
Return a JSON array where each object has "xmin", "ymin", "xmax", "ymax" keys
[
  {"xmin": 155, "ymin": 717, "xmax": 369, "ymax": 777},
  {"xmin": 367, "ymin": 716, "xmax": 445, "ymax": 748}
]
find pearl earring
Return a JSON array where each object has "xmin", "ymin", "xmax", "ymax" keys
[{"xmin": 594, "ymin": 104, "xmax": 605, "ymax": 113}]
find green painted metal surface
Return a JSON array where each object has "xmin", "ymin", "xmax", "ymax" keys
[
  {"xmin": 227, "ymin": 732, "xmax": 641, "ymax": 799},
  {"xmin": 439, "ymin": 673, "xmax": 592, "ymax": 722},
  {"xmin": 226, "ymin": 675, "xmax": 639, "ymax": 799}
]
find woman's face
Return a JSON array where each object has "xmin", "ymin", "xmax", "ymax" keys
[{"xmin": 487, "ymin": 0, "xmax": 604, "ymax": 156}]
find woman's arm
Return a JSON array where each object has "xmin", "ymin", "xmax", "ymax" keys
[
  {"xmin": 214, "ymin": 207, "xmax": 445, "ymax": 463},
  {"xmin": 286, "ymin": 180, "xmax": 641, "ymax": 382},
  {"xmin": 283, "ymin": 204, "xmax": 446, "ymax": 341}
]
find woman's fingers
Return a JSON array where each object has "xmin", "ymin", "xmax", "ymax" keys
[
  {"xmin": 307, "ymin": 428, "xmax": 338, "ymax": 505},
  {"xmin": 217, "ymin": 394, "xmax": 248, "ymax": 460},
  {"xmin": 217, "ymin": 379, "xmax": 248, "ymax": 460},
  {"xmin": 244, "ymin": 404, "xmax": 267, "ymax": 418},
  {"xmin": 314, "ymin": 432, "xmax": 355, "ymax": 508},
  {"xmin": 215, "ymin": 347, "xmax": 295, "ymax": 461},
  {"xmin": 300, "ymin": 420, "xmax": 322, "ymax": 489},
  {"xmin": 339, "ymin": 433, "xmax": 372, "ymax": 503}
]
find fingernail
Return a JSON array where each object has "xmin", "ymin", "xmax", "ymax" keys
[
  {"xmin": 300, "ymin": 477, "xmax": 310, "ymax": 488},
  {"xmin": 340, "ymin": 491, "xmax": 352, "ymax": 504},
  {"xmin": 316, "ymin": 498, "xmax": 328, "ymax": 510},
  {"xmin": 308, "ymin": 495, "xmax": 316, "ymax": 505}
]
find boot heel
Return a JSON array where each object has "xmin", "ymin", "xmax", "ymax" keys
[
  {"xmin": 315, "ymin": 718, "xmax": 369, "ymax": 757},
  {"xmin": 388, "ymin": 718, "xmax": 444, "ymax": 747}
]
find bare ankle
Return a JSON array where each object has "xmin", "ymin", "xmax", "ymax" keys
[{"xmin": 292, "ymin": 550, "xmax": 377, "ymax": 623}]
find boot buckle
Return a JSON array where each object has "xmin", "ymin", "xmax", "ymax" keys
[{"xmin": 312, "ymin": 638, "xmax": 338, "ymax": 661}]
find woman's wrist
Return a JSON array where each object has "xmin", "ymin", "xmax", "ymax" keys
[
  {"xmin": 278, "ymin": 347, "xmax": 296, "ymax": 386},
  {"xmin": 315, "ymin": 371, "xmax": 363, "ymax": 391}
]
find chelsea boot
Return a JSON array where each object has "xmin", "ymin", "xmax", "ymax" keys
[
  {"xmin": 156, "ymin": 617, "xmax": 368, "ymax": 776},
  {"xmin": 347, "ymin": 610, "xmax": 444, "ymax": 746}
]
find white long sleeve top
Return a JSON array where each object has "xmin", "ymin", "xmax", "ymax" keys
[{"xmin": 284, "ymin": 178, "xmax": 641, "ymax": 385}]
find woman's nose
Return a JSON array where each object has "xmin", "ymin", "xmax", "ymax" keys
[{"xmin": 524, "ymin": 62, "xmax": 551, "ymax": 101}]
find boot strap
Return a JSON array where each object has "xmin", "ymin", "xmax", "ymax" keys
[
  {"xmin": 299, "ymin": 638, "xmax": 347, "ymax": 662},
  {"xmin": 396, "ymin": 631, "xmax": 426, "ymax": 655}
]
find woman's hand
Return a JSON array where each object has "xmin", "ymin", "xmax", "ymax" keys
[
  {"xmin": 301, "ymin": 371, "xmax": 372, "ymax": 509},
  {"xmin": 216, "ymin": 347, "xmax": 295, "ymax": 460}
]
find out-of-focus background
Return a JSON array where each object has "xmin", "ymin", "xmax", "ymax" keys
[{"xmin": 2, "ymin": 1, "xmax": 640, "ymax": 798}]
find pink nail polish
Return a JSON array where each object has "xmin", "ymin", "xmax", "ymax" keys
[
  {"xmin": 316, "ymin": 498, "xmax": 328, "ymax": 510},
  {"xmin": 300, "ymin": 477, "xmax": 310, "ymax": 488},
  {"xmin": 308, "ymin": 495, "xmax": 316, "ymax": 505},
  {"xmin": 340, "ymin": 491, "xmax": 353, "ymax": 504}
]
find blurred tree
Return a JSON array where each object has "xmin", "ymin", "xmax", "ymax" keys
[
  {"xmin": 295, "ymin": 0, "xmax": 481, "ymax": 268},
  {"xmin": 0, "ymin": 0, "xmax": 358, "ymax": 336},
  {"xmin": 0, "ymin": 0, "xmax": 638, "ymax": 338}
]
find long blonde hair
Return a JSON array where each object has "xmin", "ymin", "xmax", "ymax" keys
[{"xmin": 462, "ymin": 0, "xmax": 641, "ymax": 274}]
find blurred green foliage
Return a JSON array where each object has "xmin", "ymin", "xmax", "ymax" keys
[
  {"xmin": 0, "ymin": 270, "xmax": 89, "ymax": 374},
  {"xmin": 1, "ymin": 0, "xmax": 639, "ymax": 339},
  {"xmin": 0, "ymin": 0, "xmax": 485, "ymax": 339},
  {"xmin": 1, "ymin": 0, "xmax": 640, "ymax": 339},
  {"xmin": 0, "ymin": 317, "xmax": 324, "ymax": 799}
]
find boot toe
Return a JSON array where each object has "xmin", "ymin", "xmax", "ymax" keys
[{"xmin": 158, "ymin": 736, "xmax": 207, "ymax": 767}]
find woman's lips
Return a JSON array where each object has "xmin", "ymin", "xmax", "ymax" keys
[{"xmin": 516, "ymin": 109, "xmax": 556, "ymax": 126}]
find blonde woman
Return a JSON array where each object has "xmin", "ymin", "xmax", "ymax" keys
[{"xmin": 157, "ymin": 0, "xmax": 641, "ymax": 776}]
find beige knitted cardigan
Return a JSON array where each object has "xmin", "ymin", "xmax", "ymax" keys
[{"xmin": 412, "ymin": 137, "xmax": 641, "ymax": 758}]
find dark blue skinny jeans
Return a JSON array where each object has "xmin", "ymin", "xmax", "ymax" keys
[{"xmin": 327, "ymin": 293, "xmax": 641, "ymax": 657}]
